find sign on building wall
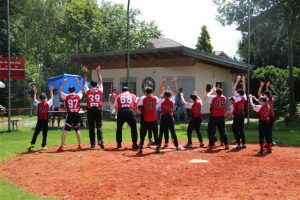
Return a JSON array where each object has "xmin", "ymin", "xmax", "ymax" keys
[
  {"xmin": 0, "ymin": 58, "xmax": 26, "ymax": 80},
  {"xmin": 142, "ymin": 77, "xmax": 156, "ymax": 93}
]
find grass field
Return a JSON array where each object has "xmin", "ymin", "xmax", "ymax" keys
[{"xmin": 0, "ymin": 118, "xmax": 300, "ymax": 200}]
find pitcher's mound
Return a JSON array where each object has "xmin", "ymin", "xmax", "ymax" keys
[{"xmin": 1, "ymin": 143, "xmax": 300, "ymax": 200}]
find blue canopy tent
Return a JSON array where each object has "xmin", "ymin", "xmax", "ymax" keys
[{"xmin": 47, "ymin": 74, "xmax": 89, "ymax": 93}]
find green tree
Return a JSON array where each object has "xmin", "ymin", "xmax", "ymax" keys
[
  {"xmin": 213, "ymin": 0, "xmax": 300, "ymax": 115},
  {"xmin": 195, "ymin": 25, "xmax": 213, "ymax": 53}
]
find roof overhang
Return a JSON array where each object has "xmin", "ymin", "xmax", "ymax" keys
[{"xmin": 71, "ymin": 46, "xmax": 252, "ymax": 73}]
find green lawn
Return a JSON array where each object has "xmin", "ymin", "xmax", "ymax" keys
[{"xmin": 0, "ymin": 119, "xmax": 299, "ymax": 200}]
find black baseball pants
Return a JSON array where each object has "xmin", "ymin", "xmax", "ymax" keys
[
  {"xmin": 159, "ymin": 113, "xmax": 178, "ymax": 147},
  {"xmin": 116, "ymin": 108, "xmax": 138, "ymax": 145},
  {"xmin": 87, "ymin": 107, "xmax": 103, "ymax": 146},
  {"xmin": 208, "ymin": 116, "xmax": 229, "ymax": 146},
  {"xmin": 232, "ymin": 114, "xmax": 245, "ymax": 145},
  {"xmin": 139, "ymin": 121, "xmax": 158, "ymax": 148},
  {"xmin": 187, "ymin": 116, "xmax": 203, "ymax": 144},
  {"xmin": 31, "ymin": 119, "xmax": 48, "ymax": 147}
]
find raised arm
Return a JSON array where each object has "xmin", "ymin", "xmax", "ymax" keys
[
  {"xmin": 82, "ymin": 66, "xmax": 88, "ymax": 86},
  {"xmin": 33, "ymin": 85, "xmax": 38, "ymax": 101},
  {"xmin": 172, "ymin": 75, "xmax": 177, "ymax": 94},
  {"xmin": 257, "ymin": 81, "xmax": 264, "ymax": 97},
  {"xmin": 232, "ymin": 75, "xmax": 241, "ymax": 94},
  {"xmin": 95, "ymin": 65, "xmax": 103, "ymax": 85},
  {"xmin": 59, "ymin": 79, "xmax": 67, "ymax": 94},
  {"xmin": 180, "ymin": 93, "xmax": 187, "ymax": 104},
  {"xmin": 159, "ymin": 78, "xmax": 166, "ymax": 95},
  {"xmin": 167, "ymin": 85, "xmax": 174, "ymax": 96},
  {"xmin": 193, "ymin": 91, "xmax": 202, "ymax": 101},
  {"xmin": 75, "ymin": 78, "xmax": 82, "ymax": 92},
  {"xmin": 249, "ymin": 94, "xmax": 255, "ymax": 108},
  {"xmin": 242, "ymin": 76, "xmax": 246, "ymax": 92},
  {"xmin": 49, "ymin": 86, "xmax": 53, "ymax": 100},
  {"xmin": 266, "ymin": 80, "xmax": 270, "ymax": 91}
]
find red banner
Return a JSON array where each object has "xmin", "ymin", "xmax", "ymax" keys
[{"xmin": 0, "ymin": 58, "xmax": 25, "ymax": 80}]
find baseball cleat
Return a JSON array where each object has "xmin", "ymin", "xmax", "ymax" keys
[
  {"xmin": 233, "ymin": 145, "xmax": 241, "ymax": 149},
  {"xmin": 147, "ymin": 140, "xmax": 154, "ymax": 147},
  {"xmin": 155, "ymin": 147, "xmax": 161, "ymax": 153},
  {"xmin": 242, "ymin": 145, "xmax": 247, "ymax": 149},
  {"xmin": 265, "ymin": 149, "xmax": 272, "ymax": 154},
  {"xmin": 27, "ymin": 144, "xmax": 35, "ymax": 151},
  {"xmin": 207, "ymin": 145, "xmax": 217, "ymax": 150},
  {"xmin": 184, "ymin": 143, "xmax": 193, "ymax": 148},
  {"xmin": 57, "ymin": 146, "xmax": 64, "ymax": 152},
  {"xmin": 199, "ymin": 142, "xmax": 204, "ymax": 148},
  {"xmin": 98, "ymin": 141, "xmax": 104, "ymax": 149},
  {"xmin": 163, "ymin": 143, "xmax": 169, "ymax": 148},
  {"xmin": 220, "ymin": 142, "xmax": 224, "ymax": 146},
  {"xmin": 90, "ymin": 145, "xmax": 95, "ymax": 149},
  {"xmin": 138, "ymin": 147, "xmax": 143, "ymax": 154},
  {"xmin": 176, "ymin": 146, "xmax": 180, "ymax": 151},
  {"xmin": 77, "ymin": 145, "xmax": 83, "ymax": 150},
  {"xmin": 257, "ymin": 149, "xmax": 264, "ymax": 155},
  {"xmin": 41, "ymin": 146, "xmax": 47, "ymax": 150},
  {"xmin": 224, "ymin": 145, "xmax": 229, "ymax": 150},
  {"xmin": 132, "ymin": 143, "xmax": 139, "ymax": 150},
  {"xmin": 117, "ymin": 143, "xmax": 122, "ymax": 149}
]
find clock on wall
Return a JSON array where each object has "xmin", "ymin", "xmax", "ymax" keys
[{"xmin": 142, "ymin": 77, "xmax": 156, "ymax": 93}]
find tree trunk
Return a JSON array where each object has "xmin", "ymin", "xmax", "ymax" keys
[{"xmin": 287, "ymin": 0, "xmax": 295, "ymax": 116}]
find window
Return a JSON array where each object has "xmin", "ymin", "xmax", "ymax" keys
[
  {"xmin": 102, "ymin": 78, "xmax": 113, "ymax": 102},
  {"xmin": 120, "ymin": 77, "xmax": 137, "ymax": 95}
]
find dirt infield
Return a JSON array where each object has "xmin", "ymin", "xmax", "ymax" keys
[{"xmin": 1, "ymin": 143, "xmax": 300, "ymax": 200}]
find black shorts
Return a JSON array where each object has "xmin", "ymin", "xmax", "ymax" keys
[{"xmin": 64, "ymin": 112, "xmax": 81, "ymax": 131}]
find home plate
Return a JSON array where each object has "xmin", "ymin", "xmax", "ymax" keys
[{"xmin": 188, "ymin": 159, "xmax": 209, "ymax": 163}]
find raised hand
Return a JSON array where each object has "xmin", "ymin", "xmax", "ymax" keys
[
  {"xmin": 236, "ymin": 75, "xmax": 241, "ymax": 82},
  {"xmin": 172, "ymin": 75, "xmax": 177, "ymax": 82},
  {"xmin": 49, "ymin": 86, "xmax": 54, "ymax": 91},
  {"xmin": 260, "ymin": 81, "xmax": 265, "ymax": 88},
  {"xmin": 161, "ymin": 77, "xmax": 166, "ymax": 82},
  {"xmin": 96, "ymin": 65, "xmax": 101, "ymax": 72},
  {"xmin": 82, "ymin": 66, "xmax": 88, "ymax": 73},
  {"xmin": 266, "ymin": 80, "xmax": 270, "ymax": 88},
  {"xmin": 242, "ymin": 76, "xmax": 246, "ymax": 82}
]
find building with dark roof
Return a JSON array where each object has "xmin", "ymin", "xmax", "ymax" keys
[{"xmin": 72, "ymin": 38, "xmax": 250, "ymax": 113}]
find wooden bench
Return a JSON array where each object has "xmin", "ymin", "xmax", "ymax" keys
[{"xmin": 0, "ymin": 118, "xmax": 22, "ymax": 131}]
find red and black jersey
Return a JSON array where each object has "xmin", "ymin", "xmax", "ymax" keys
[
  {"xmin": 268, "ymin": 98, "xmax": 275, "ymax": 117},
  {"xmin": 191, "ymin": 101, "xmax": 202, "ymax": 117},
  {"xmin": 86, "ymin": 88, "xmax": 103, "ymax": 108},
  {"xmin": 117, "ymin": 92, "xmax": 136, "ymax": 110},
  {"xmin": 259, "ymin": 105, "xmax": 270, "ymax": 121},
  {"xmin": 211, "ymin": 95, "xmax": 226, "ymax": 117},
  {"xmin": 161, "ymin": 98, "xmax": 174, "ymax": 116},
  {"xmin": 143, "ymin": 95, "xmax": 158, "ymax": 122},
  {"xmin": 37, "ymin": 101, "xmax": 50, "ymax": 120},
  {"xmin": 234, "ymin": 97, "xmax": 246, "ymax": 115},
  {"xmin": 65, "ymin": 94, "xmax": 81, "ymax": 112}
]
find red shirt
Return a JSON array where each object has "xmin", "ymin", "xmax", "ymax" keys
[
  {"xmin": 211, "ymin": 95, "xmax": 226, "ymax": 117},
  {"xmin": 191, "ymin": 101, "xmax": 202, "ymax": 117},
  {"xmin": 86, "ymin": 88, "xmax": 103, "ymax": 108},
  {"xmin": 259, "ymin": 105, "xmax": 270, "ymax": 121},
  {"xmin": 161, "ymin": 98, "xmax": 174, "ymax": 116},
  {"xmin": 234, "ymin": 97, "xmax": 246, "ymax": 115},
  {"xmin": 143, "ymin": 95, "xmax": 158, "ymax": 122},
  {"xmin": 66, "ymin": 94, "xmax": 81, "ymax": 112},
  {"xmin": 268, "ymin": 98, "xmax": 275, "ymax": 116},
  {"xmin": 37, "ymin": 101, "xmax": 50, "ymax": 120},
  {"xmin": 117, "ymin": 92, "xmax": 136, "ymax": 110}
]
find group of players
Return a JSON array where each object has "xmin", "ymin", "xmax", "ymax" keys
[{"xmin": 27, "ymin": 65, "xmax": 275, "ymax": 155}]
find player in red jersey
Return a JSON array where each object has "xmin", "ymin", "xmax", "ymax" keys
[
  {"xmin": 249, "ymin": 95, "xmax": 272, "ymax": 155},
  {"xmin": 138, "ymin": 87, "xmax": 160, "ymax": 154},
  {"xmin": 83, "ymin": 65, "xmax": 104, "ymax": 149},
  {"xmin": 205, "ymin": 87, "xmax": 229, "ymax": 150},
  {"xmin": 115, "ymin": 86, "xmax": 139, "ymax": 149},
  {"xmin": 258, "ymin": 81, "xmax": 276, "ymax": 146},
  {"xmin": 27, "ymin": 85, "xmax": 53, "ymax": 151},
  {"xmin": 157, "ymin": 77, "xmax": 179, "ymax": 151},
  {"xmin": 57, "ymin": 78, "xmax": 83, "ymax": 152},
  {"xmin": 231, "ymin": 75, "xmax": 247, "ymax": 149},
  {"xmin": 181, "ymin": 91, "xmax": 204, "ymax": 148}
]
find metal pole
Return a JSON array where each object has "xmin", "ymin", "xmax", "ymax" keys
[
  {"xmin": 247, "ymin": 0, "xmax": 251, "ymax": 126},
  {"xmin": 126, "ymin": 0, "xmax": 130, "ymax": 85},
  {"xmin": 7, "ymin": 0, "xmax": 11, "ymax": 132}
]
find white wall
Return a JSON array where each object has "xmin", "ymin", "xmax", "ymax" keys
[{"xmin": 92, "ymin": 63, "xmax": 234, "ymax": 113}]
